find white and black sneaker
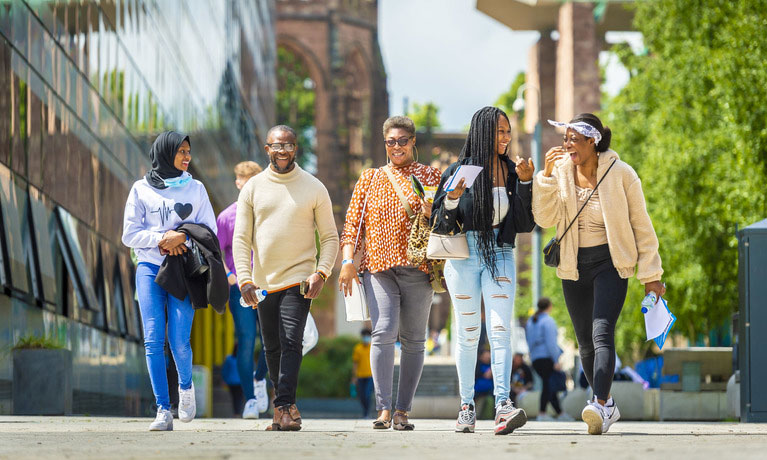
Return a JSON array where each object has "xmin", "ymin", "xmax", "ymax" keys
[
  {"xmin": 178, "ymin": 383, "xmax": 196, "ymax": 423},
  {"xmin": 149, "ymin": 408, "xmax": 173, "ymax": 431},
  {"xmin": 455, "ymin": 403, "xmax": 476, "ymax": 433},
  {"xmin": 601, "ymin": 397, "xmax": 620, "ymax": 433},
  {"xmin": 581, "ymin": 397, "xmax": 620, "ymax": 435},
  {"xmin": 494, "ymin": 399, "xmax": 527, "ymax": 435}
]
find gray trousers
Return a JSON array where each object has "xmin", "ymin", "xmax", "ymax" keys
[{"xmin": 363, "ymin": 266, "xmax": 433, "ymax": 412}]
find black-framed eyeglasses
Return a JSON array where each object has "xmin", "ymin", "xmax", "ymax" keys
[
  {"xmin": 266, "ymin": 143, "xmax": 296, "ymax": 152},
  {"xmin": 384, "ymin": 137, "xmax": 412, "ymax": 147}
]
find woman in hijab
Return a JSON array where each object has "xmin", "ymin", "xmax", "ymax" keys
[{"xmin": 122, "ymin": 131, "xmax": 217, "ymax": 431}]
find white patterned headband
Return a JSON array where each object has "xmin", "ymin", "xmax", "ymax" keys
[{"xmin": 547, "ymin": 120, "xmax": 602, "ymax": 146}]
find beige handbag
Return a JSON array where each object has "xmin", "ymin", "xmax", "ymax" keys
[{"xmin": 426, "ymin": 229, "xmax": 469, "ymax": 260}]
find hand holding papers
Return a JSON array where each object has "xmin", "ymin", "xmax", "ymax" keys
[
  {"xmin": 444, "ymin": 165, "xmax": 483, "ymax": 192},
  {"xmin": 642, "ymin": 294, "xmax": 676, "ymax": 350}
]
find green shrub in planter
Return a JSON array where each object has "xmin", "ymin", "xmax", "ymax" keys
[
  {"xmin": 297, "ymin": 335, "xmax": 358, "ymax": 398},
  {"xmin": 12, "ymin": 334, "xmax": 72, "ymax": 415}
]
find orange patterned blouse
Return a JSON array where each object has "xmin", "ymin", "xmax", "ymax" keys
[{"xmin": 341, "ymin": 162, "xmax": 442, "ymax": 274}]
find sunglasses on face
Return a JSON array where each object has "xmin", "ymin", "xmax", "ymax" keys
[
  {"xmin": 266, "ymin": 143, "xmax": 296, "ymax": 152},
  {"xmin": 384, "ymin": 137, "xmax": 412, "ymax": 147}
]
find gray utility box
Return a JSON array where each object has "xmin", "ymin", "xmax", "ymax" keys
[{"xmin": 737, "ymin": 218, "xmax": 767, "ymax": 422}]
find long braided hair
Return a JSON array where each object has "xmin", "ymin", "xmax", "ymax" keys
[{"xmin": 458, "ymin": 106, "xmax": 510, "ymax": 278}]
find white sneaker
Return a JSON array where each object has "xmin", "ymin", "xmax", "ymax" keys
[
  {"xmin": 581, "ymin": 397, "xmax": 620, "ymax": 435},
  {"xmin": 149, "ymin": 408, "xmax": 173, "ymax": 431},
  {"xmin": 178, "ymin": 384, "xmax": 196, "ymax": 423},
  {"xmin": 242, "ymin": 398, "xmax": 259, "ymax": 419},
  {"xmin": 601, "ymin": 398, "xmax": 620, "ymax": 433},
  {"xmin": 254, "ymin": 378, "xmax": 269, "ymax": 413},
  {"xmin": 581, "ymin": 398, "xmax": 604, "ymax": 435},
  {"xmin": 556, "ymin": 412, "xmax": 575, "ymax": 422},
  {"xmin": 536, "ymin": 413, "xmax": 556, "ymax": 421},
  {"xmin": 455, "ymin": 403, "xmax": 476, "ymax": 433}
]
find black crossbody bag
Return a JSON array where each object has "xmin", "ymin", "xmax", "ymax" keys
[{"xmin": 543, "ymin": 159, "xmax": 617, "ymax": 268}]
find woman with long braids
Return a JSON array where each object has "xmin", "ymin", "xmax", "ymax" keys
[
  {"xmin": 533, "ymin": 113, "xmax": 664, "ymax": 435},
  {"xmin": 431, "ymin": 106, "xmax": 535, "ymax": 435}
]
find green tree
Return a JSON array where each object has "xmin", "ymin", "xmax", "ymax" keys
[
  {"xmin": 276, "ymin": 46, "xmax": 317, "ymax": 170},
  {"xmin": 496, "ymin": 71, "xmax": 526, "ymax": 124},
  {"xmin": 601, "ymin": 0, "xmax": 767, "ymax": 356},
  {"xmin": 407, "ymin": 101, "xmax": 441, "ymax": 133}
]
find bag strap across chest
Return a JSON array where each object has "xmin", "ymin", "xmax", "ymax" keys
[{"xmin": 383, "ymin": 165, "xmax": 415, "ymax": 220}]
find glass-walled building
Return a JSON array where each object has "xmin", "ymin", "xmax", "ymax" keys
[{"xmin": 0, "ymin": 0, "xmax": 276, "ymax": 415}]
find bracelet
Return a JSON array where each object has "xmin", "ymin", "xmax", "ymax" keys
[
  {"xmin": 341, "ymin": 259, "xmax": 355, "ymax": 265},
  {"xmin": 227, "ymin": 271, "xmax": 233, "ymax": 277},
  {"xmin": 239, "ymin": 280, "xmax": 254, "ymax": 289},
  {"xmin": 316, "ymin": 271, "xmax": 328, "ymax": 282}
]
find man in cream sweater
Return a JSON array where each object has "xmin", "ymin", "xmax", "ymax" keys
[{"xmin": 233, "ymin": 125, "xmax": 339, "ymax": 431}]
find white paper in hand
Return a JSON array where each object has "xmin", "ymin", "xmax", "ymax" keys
[
  {"xmin": 644, "ymin": 296, "xmax": 673, "ymax": 341},
  {"xmin": 444, "ymin": 165, "xmax": 483, "ymax": 191}
]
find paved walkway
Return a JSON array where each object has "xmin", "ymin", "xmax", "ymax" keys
[{"xmin": 1, "ymin": 416, "xmax": 765, "ymax": 459}]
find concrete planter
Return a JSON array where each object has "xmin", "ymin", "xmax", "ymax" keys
[{"xmin": 12, "ymin": 348, "xmax": 73, "ymax": 415}]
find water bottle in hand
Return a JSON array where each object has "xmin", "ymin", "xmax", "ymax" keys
[
  {"xmin": 240, "ymin": 289, "xmax": 267, "ymax": 308},
  {"xmin": 641, "ymin": 292, "xmax": 658, "ymax": 314}
]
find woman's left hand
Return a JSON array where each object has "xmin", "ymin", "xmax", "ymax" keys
[
  {"xmin": 515, "ymin": 156, "xmax": 535, "ymax": 182},
  {"xmin": 645, "ymin": 280, "xmax": 666, "ymax": 297},
  {"xmin": 421, "ymin": 200, "xmax": 432, "ymax": 218},
  {"xmin": 159, "ymin": 230, "xmax": 187, "ymax": 251}
]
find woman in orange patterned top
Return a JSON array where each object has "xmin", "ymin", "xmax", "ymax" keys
[{"xmin": 338, "ymin": 116, "xmax": 441, "ymax": 431}]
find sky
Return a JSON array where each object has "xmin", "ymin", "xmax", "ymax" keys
[{"xmin": 378, "ymin": 0, "xmax": 641, "ymax": 132}]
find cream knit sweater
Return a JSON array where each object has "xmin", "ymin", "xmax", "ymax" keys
[
  {"xmin": 232, "ymin": 164, "xmax": 339, "ymax": 292},
  {"xmin": 532, "ymin": 150, "xmax": 663, "ymax": 284}
]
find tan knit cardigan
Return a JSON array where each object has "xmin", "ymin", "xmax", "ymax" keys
[{"xmin": 532, "ymin": 150, "xmax": 663, "ymax": 284}]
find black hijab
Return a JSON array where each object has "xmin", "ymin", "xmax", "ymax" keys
[{"xmin": 145, "ymin": 131, "xmax": 191, "ymax": 189}]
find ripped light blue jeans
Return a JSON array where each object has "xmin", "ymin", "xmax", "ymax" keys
[{"xmin": 444, "ymin": 230, "xmax": 516, "ymax": 407}]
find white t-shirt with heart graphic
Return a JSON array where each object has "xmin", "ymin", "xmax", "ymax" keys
[{"xmin": 122, "ymin": 175, "xmax": 217, "ymax": 266}]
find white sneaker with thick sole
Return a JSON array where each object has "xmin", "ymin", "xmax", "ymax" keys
[
  {"xmin": 581, "ymin": 399, "xmax": 604, "ymax": 435},
  {"xmin": 455, "ymin": 404, "xmax": 476, "ymax": 433},
  {"xmin": 254, "ymin": 378, "xmax": 269, "ymax": 413},
  {"xmin": 581, "ymin": 397, "xmax": 620, "ymax": 435},
  {"xmin": 149, "ymin": 408, "xmax": 173, "ymax": 431},
  {"xmin": 178, "ymin": 383, "xmax": 196, "ymax": 423},
  {"xmin": 601, "ymin": 398, "xmax": 620, "ymax": 433},
  {"xmin": 242, "ymin": 398, "xmax": 259, "ymax": 419}
]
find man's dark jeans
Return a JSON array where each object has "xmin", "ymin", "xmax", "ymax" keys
[{"xmin": 257, "ymin": 285, "xmax": 311, "ymax": 408}]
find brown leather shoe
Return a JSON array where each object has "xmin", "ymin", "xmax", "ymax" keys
[
  {"xmin": 265, "ymin": 407, "xmax": 282, "ymax": 431},
  {"xmin": 278, "ymin": 404, "xmax": 302, "ymax": 431}
]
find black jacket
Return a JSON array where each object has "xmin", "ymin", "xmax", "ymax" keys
[
  {"xmin": 155, "ymin": 223, "xmax": 228, "ymax": 313},
  {"xmin": 430, "ymin": 156, "xmax": 535, "ymax": 247}
]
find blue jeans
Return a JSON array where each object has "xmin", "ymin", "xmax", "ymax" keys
[
  {"xmin": 135, "ymin": 262, "xmax": 195, "ymax": 410},
  {"xmin": 445, "ymin": 231, "xmax": 516, "ymax": 406},
  {"xmin": 356, "ymin": 377, "xmax": 374, "ymax": 417},
  {"xmin": 228, "ymin": 284, "xmax": 268, "ymax": 400}
]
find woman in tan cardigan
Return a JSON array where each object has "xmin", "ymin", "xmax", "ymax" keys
[{"xmin": 532, "ymin": 113, "xmax": 665, "ymax": 435}]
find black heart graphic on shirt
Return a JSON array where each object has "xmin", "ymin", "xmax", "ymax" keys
[{"xmin": 174, "ymin": 203, "xmax": 193, "ymax": 220}]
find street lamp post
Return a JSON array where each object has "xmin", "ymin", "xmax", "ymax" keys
[{"xmin": 512, "ymin": 84, "xmax": 543, "ymax": 311}]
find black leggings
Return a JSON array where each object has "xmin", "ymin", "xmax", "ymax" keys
[
  {"xmin": 561, "ymin": 245, "xmax": 628, "ymax": 401},
  {"xmin": 532, "ymin": 358, "xmax": 562, "ymax": 415}
]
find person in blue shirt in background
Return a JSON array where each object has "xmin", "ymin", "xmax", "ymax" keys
[
  {"xmin": 525, "ymin": 298, "xmax": 565, "ymax": 420},
  {"xmin": 222, "ymin": 343, "xmax": 244, "ymax": 416}
]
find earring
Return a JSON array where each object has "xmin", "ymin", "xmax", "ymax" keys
[{"xmin": 413, "ymin": 145, "xmax": 419, "ymax": 163}]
